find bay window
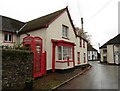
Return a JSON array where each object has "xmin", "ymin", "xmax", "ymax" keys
[{"xmin": 57, "ymin": 46, "xmax": 72, "ymax": 61}]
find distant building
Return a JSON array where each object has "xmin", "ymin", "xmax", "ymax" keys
[
  {"xmin": 99, "ymin": 34, "xmax": 120, "ymax": 64},
  {"xmin": 87, "ymin": 45, "xmax": 98, "ymax": 61}
]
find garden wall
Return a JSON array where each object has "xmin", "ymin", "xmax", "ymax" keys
[{"xmin": 2, "ymin": 49, "xmax": 33, "ymax": 89}]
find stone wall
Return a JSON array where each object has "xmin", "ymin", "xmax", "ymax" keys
[{"xmin": 2, "ymin": 49, "xmax": 33, "ymax": 89}]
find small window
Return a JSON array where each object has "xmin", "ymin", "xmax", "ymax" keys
[
  {"xmin": 83, "ymin": 40, "xmax": 85, "ymax": 48},
  {"xmin": 62, "ymin": 25, "xmax": 69, "ymax": 38},
  {"xmin": 4, "ymin": 33, "xmax": 13, "ymax": 42},
  {"xmin": 103, "ymin": 50, "xmax": 107, "ymax": 54},
  {"xmin": 77, "ymin": 52, "xmax": 80, "ymax": 64}
]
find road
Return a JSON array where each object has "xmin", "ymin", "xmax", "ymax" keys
[{"xmin": 55, "ymin": 61, "xmax": 119, "ymax": 89}]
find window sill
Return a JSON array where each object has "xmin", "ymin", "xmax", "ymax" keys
[
  {"xmin": 3, "ymin": 41, "xmax": 13, "ymax": 43},
  {"xmin": 56, "ymin": 60, "xmax": 73, "ymax": 63},
  {"xmin": 62, "ymin": 37, "xmax": 69, "ymax": 40}
]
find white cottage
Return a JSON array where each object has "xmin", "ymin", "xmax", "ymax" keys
[
  {"xmin": 87, "ymin": 45, "xmax": 98, "ymax": 61},
  {"xmin": 100, "ymin": 34, "xmax": 120, "ymax": 65},
  {"xmin": 0, "ymin": 7, "xmax": 88, "ymax": 78},
  {"xmin": 0, "ymin": 15, "xmax": 24, "ymax": 47}
]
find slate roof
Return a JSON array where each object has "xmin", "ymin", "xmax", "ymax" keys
[
  {"xmin": 87, "ymin": 44, "xmax": 98, "ymax": 51},
  {"xmin": 19, "ymin": 7, "xmax": 75, "ymax": 34},
  {"xmin": 100, "ymin": 34, "xmax": 120, "ymax": 49},
  {"xmin": 0, "ymin": 15, "xmax": 25, "ymax": 33}
]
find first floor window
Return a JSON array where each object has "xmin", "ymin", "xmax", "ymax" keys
[
  {"xmin": 83, "ymin": 40, "xmax": 85, "ymax": 48},
  {"xmin": 62, "ymin": 25, "xmax": 69, "ymax": 38},
  {"xmin": 4, "ymin": 33, "xmax": 13, "ymax": 42},
  {"xmin": 57, "ymin": 46, "xmax": 72, "ymax": 60}
]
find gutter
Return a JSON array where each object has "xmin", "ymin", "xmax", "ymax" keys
[{"xmin": 16, "ymin": 23, "xmax": 27, "ymax": 44}]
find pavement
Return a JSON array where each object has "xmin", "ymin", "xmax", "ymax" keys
[
  {"xmin": 33, "ymin": 64, "xmax": 91, "ymax": 90},
  {"xmin": 54, "ymin": 61, "xmax": 118, "ymax": 90},
  {"xmin": 51, "ymin": 65, "xmax": 91, "ymax": 90}
]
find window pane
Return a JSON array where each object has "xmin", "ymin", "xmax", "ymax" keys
[
  {"xmin": 57, "ymin": 46, "xmax": 72, "ymax": 60},
  {"xmin": 58, "ymin": 46, "xmax": 62, "ymax": 60},
  {"xmin": 4, "ymin": 34, "xmax": 8, "ymax": 41},
  {"xmin": 63, "ymin": 46, "xmax": 67, "ymax": 60},
  {"xmin": 62, "ymin": 25, "xmax": 68, "ymax": 37},
  {"xmin": 9, "ymin": 34, "xmax": 12, "ymax": 41}
]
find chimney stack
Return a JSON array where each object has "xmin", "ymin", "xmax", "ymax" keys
[{"xmin": 81, "ymin": 17, "xmax": 84, "ymax": 30}]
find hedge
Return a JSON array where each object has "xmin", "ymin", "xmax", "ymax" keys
[{"xmin": 2, "ymin": 49, "xmax": 34, "ymax": 89}]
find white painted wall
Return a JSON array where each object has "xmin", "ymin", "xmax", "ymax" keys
[
  {"xmin": 114, "ymin": 45, "xmax": 120, "ymax": 64},
  {"xmin": 75, "ymin": 37, "xmax": 88, "ymax": 66},
  {"xmin": 107, "ymin": 45, "xmax": 114, "ymax": 64}
]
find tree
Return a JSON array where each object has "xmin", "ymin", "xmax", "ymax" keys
[{"xmin": 75, "ymin": 27, "xmax": 92, "ymax": 43}]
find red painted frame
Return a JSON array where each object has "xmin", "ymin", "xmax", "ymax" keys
[
  {"xmin": 77, "ymin": 52, "xmax": 80, "ymax": 64},
  {"xmin": 51, "ymin": 39, "xmax": 75, "ymax": 72},
  {"xmin": 23, "ymin": 36, "xmax": 46, "ymax": 78}
]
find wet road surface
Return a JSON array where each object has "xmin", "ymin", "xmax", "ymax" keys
[{"xmin": 56, "ymin": 61, "xmax": 118, "ymax": 89}]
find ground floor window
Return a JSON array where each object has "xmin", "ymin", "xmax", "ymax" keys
[
  {"xmin": 57, "ymin": 46, "xmax": 72, "ymax": 61},
  {"xmin": 4, "ymin": 32, "xmax": 13, "ymax": 42}
]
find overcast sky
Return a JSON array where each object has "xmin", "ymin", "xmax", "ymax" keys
[{"xmin": 0, "ymin": 0, "xmax": 119, "ymax": 51}]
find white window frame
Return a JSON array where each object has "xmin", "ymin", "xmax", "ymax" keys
[
  {"xmin": 4, "ymin": 33, "xmax": 12, "ymax": 42},
  {"xmin": 62, "ymin": 25, "xmax": 69, "ymax": 38}
]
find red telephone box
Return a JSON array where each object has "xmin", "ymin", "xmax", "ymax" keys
[{"xmin": 23, "ymin": 36, "xmax": 46, "ymax": 78}]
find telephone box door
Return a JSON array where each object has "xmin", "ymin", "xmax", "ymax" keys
[
  {"xmin": 23, "ymin": 36, "xmax": 44, "ymax": 78},
  {"xmin": 33, "ymin": 37, "xmax": 43, "ymax": 78}
]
